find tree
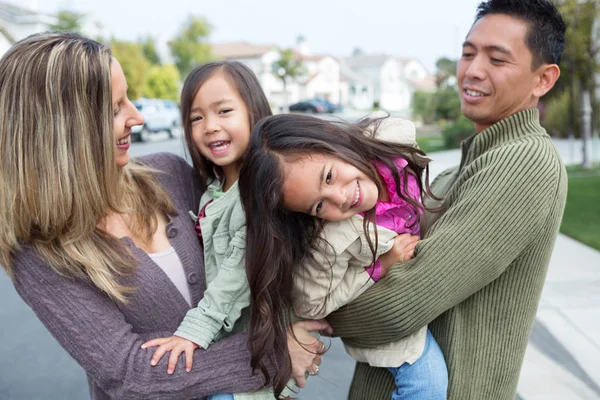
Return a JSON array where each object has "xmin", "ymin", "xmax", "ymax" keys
[
  {"xmin": 169, "ymin": 16, "xmax": 213, "ymax": 77},
  {"xmin": 272, "ymin": 48, "xmax": 305, "ymax": 112},
  {"xmin": 435, "ymin": 57, "xmax": 458, "ymax": 88},
  {"xmin": 110, "ymin": 39, "xmax": 150, "ymax": 100},
  {"xmin": 140, "ymin": 35, "xmax": 161, "ymax": 65},
  {"xmin": 412, "ymin": 91, "xmax": 436, "ymax": 124},
  {"xmin": 433, "ymin": 87, "xmax": 462, "ymax": 121},
  {"xmin": 554, "ymin": 0, "xmax": 600, "ymax": 169},
  {"xmin": 144, "ymin": 65, "xmax": 181, "ymax": 101},
  {"xmin": 49, "ymin": 9, "xmax": 85, "ymax": 32}
]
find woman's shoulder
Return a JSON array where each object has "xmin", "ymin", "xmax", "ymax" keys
[
  {"xmin": 135, "ymin": 152, "xmax": 190, "ymax": 173},
  {"xmin": 134, "ymin": 152, "xmax": 202, "ymax": 208}
]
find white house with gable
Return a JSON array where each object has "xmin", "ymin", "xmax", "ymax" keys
[
  {"xmin": 344, "ymin": 54, "xmax": 412, "ymax": 114},
  {"xmin": 211, "ymin": 41, "xmax": 291, "ymax": 112},
  {"xmin": 296, "ymin": 54, "xmax": 341, "ymax": 105}
]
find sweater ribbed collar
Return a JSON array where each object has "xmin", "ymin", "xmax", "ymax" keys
[{"xmin": 460, "ymin": 108, "xmax": 546, "ymax": 167}]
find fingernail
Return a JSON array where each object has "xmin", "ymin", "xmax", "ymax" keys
[
  {"xmin": 140, "ymin": 345, "xmax": 146, "ymax": 349},
  {"xmin": 150, "ymin": 360, "xmax": 156, "ymax": 366},
  {"xmin": 186, "ymin": 368, "xmax": 191, "ymax": 372},
  {"xmin": 167, "ymin": 369, "xmax": 173, "ymax": 374}
]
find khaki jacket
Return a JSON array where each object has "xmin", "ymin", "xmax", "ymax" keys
[{"xmin": 292, "ymin": 116, "xmax": 428, "ymax": 367}]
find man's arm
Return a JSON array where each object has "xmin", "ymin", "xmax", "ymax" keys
[{"xmin": 327, "ymin": 143, "xmax": 564, "ymax": 347}]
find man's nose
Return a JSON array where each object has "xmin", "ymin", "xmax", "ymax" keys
[{"xmin": 464, "ymin": 55, "xmax": 486, "ymax": 80}]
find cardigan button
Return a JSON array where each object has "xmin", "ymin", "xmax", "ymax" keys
[
  {"xmin": 187, "ymin": 272, "xmax": 199, "ymax": 284},
  {"xmin": 166, "ymin": 226, "xmax": 179, "ymax": 239}
]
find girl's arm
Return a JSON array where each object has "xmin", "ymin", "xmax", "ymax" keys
[
  {"xmin": 293, "ymin": 237, "xmax": 375, "ymax": 320},
  {"xmin": 11, "ymin": 252, "xmax": 262, "ymax": 400},
  {"xmin": 293, "ymin": 217, "xmax": 404, "ymax": 320},
  {"xmin": 174, "ymin": 227, "xmax": 249, "ymax": 349},
  {"xmin": 144, "ymin": 224, "xmax": 250, "ymax": 374}
]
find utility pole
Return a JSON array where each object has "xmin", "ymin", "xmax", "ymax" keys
[{"xmin": 581, "ymin": 90, "xmax": 593, "ymax": 168}]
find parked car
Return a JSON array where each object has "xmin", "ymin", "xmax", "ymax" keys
[
  {"xmin": 289, "ymin": 98, "xmax": 343, "ymax": 114},
  {"xmin": 131, "ymin": 99, "xmax": 181, "ymax": 142},
  {"xmin": 289, "ymin": 99, "xmax": 327, "ymax": 114},
  {"xmin": 313, "ymin": 97, "xmax": 343, "ymax": 113}
]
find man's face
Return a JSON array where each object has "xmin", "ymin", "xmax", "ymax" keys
[{"xmin": 457, "ymin": 14, "xmax": 542, "ymax": 132}]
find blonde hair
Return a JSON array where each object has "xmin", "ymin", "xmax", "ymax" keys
[{"xmin": 0, "ymin": 32, "xmax": 175, "ymax": 302}]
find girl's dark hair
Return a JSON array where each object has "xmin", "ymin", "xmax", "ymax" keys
[
  {"xmin": 181, "ymin": 61, "xmax": 272, "ymax": 189},
  {"xmin": 238, "ymin": 113, "xmax": 437, "ymax": 396}
]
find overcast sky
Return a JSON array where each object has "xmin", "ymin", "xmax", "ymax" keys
[{"xmin": 24, "ymin": 0, "xmax": 483, "ymax": 72}]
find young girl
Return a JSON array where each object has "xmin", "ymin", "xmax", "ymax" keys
[
  {"xmin": 141, "ymin": 62, "xmax": 324, "ymax": 399},
  {"xmin": 238, "ymin": 113, "xmax": 449, "ymax": 399}
]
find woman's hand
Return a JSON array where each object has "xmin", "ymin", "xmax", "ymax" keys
[
  {"xmin": 142, "ymin": 336, "xmax": 199, "ymax": 374},
  {"xmin": 378, "ymin": 234, "xmax": 420, "ymax": 277},
  {"xmin": 287, "ymin": 319, "xmax": 332, "ymax": 388}
]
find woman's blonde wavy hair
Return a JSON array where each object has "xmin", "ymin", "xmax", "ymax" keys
[{"xmin": 0, "ymin": 32, "xmax": 175, "ymax": 303}]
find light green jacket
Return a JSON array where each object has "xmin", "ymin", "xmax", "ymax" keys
[{"xmin": 175, "ymin": 179, "xmax": 250, "ymax": 348}]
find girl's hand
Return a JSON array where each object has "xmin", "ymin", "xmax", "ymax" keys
[
  {"xmin": 141, "ymin": 336, "xmax": 199, "ymax": 374},
  {"xmin": 287, "ymin": 319, "xmax": 332, "ymax": 388},
  {"xmin": 379, "ymin": 234, "xmax": 420, "ymax": 277}
]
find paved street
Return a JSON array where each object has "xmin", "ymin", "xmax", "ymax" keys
[{"xmin": 1, "ymin": 131, "xmax": 599, "ymax": 400}]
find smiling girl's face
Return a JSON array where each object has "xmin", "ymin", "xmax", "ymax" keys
[{"xmin": 280, "ymin": 153, "xmax": 379, "ymax": 221}]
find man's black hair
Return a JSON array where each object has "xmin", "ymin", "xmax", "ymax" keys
[{"xmin": 475, "ymin": 0, "xmax": 566, "ymax": 68}]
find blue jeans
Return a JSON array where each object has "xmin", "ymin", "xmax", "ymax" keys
[
  {"xmin": 387, "ymin": 329, "xmax": 448, "ymax": 400},
  {"xmin": 207, "ymin": 394, "xmax": 234, "ymax": 400}
]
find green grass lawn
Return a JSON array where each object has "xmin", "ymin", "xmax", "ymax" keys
[
  {"xmin": 416, "ymin": 136, "xmax": 447, "ymax": 153},
  {"xmin": 560, "ymin": 165, "xmax": 600, "ymax": 250}
]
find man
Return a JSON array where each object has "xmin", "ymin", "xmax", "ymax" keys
[{"xmin": 327, "ymin": 1, "xmax": 568, "ymax": 399}]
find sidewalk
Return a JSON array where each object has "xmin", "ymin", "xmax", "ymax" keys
[{"xmin": 300, "ymin": 139, "xmax": 600, "ymax": 400}]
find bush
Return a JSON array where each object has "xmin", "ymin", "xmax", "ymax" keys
[
  {"xmin": 542, "ymin": 90, "xmax": 571, "ymax": 137},
  {"xmin": 442, "ymin": 114, "xmax": 475, "ymax": 148},
  {"xmin": 412, "ymin": 90, "xmax": 436, "ymax": 124}
]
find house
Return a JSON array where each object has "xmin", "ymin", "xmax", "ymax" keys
[
  {"xmin": 212, "ymin": 39, "xmax": 346, "ymax": 112},
  {"xmin": 343, "ymin": 53, "xmax": 412, "ymax": 115},
  {"xmin": 339, "ymin": 61, "xmax": 374, "ymax": 110},
  {"xmin": 211, "ymin": 41, "xmax": 287, "ymax": 111},
  {"xmin": 295, "ymin": 54, "xmax": 342, "ymax": 105},
  {"xmin": 399, "ymin": 57, "xmax": 437, "ymax": 95},
  {"xmin": 211, "ymin": 39, "xmax": 434, "ymax": 115},
  {"xmin": 0, "ymin": 1, "xmax": 56, "ymax": 57}
]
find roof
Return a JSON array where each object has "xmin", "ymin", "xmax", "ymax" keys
[
  {"xmin": 343, "ymin": 53, "xmax": 393, "ymax": 69},
  {"xmin": 210, "ymin": 41, "xmax": 279, "ymax": 59},
  {"xmin": 410, "ymin": 75, "xmax": 436, "ymax": 91},
  {"xmin": 339, "ymin": 62, "xmax": 370, "ymax": 84},
  {"xmin": 296, "ymin": 53, "xmax": 330, "ymax": 62}
]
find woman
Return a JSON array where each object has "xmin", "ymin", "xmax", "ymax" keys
[{"xmin": 0, "ymin": 32, "xmax": 327, "ymax": 400}]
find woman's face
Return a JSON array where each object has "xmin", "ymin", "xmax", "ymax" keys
[
  {"xmin": 110, "ymin": 59, "xmax": 144, "ymax": 168},
  {"xmin": 281, "ymin": 153, "xmax": 379, "ymax": 221}
]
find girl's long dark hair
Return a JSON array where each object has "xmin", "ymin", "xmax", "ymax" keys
[
  {"xmin": 238, "ymin": 113, "xmax": 437, "ymax": 397},
  {"xmin": 181, "ymin": 61, "xmax": 272, "ymax": 190}
]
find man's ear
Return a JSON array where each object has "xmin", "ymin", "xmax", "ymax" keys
[{"xmin": 533, "ymin": 64, "xmax": 561, "ymax": 98}]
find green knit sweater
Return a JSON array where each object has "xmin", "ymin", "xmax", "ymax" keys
[{"xmin": 327, "ymin": 109, "xmax": 568, "ymax": 400}]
